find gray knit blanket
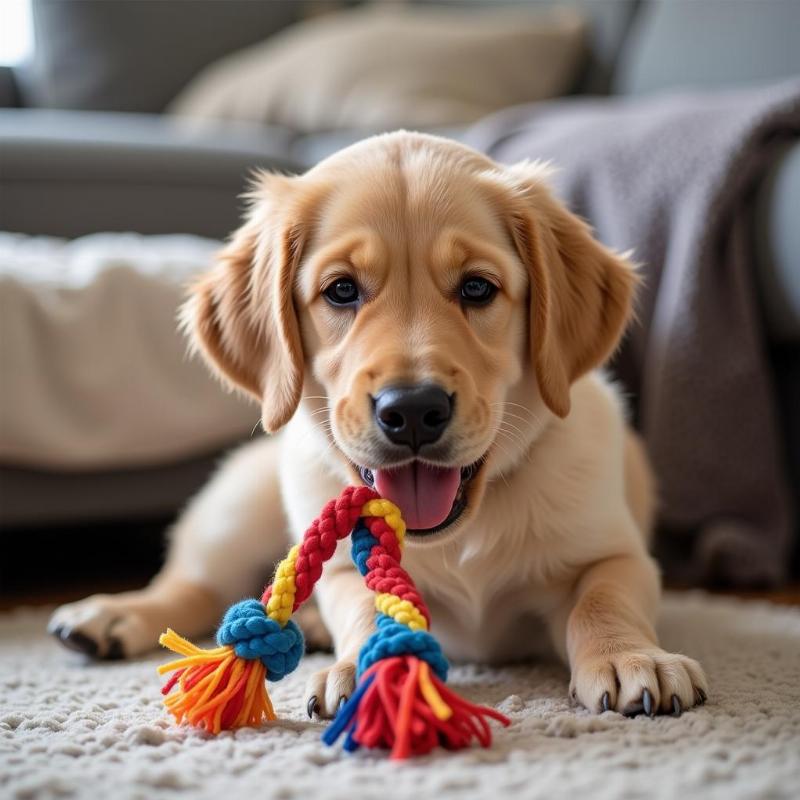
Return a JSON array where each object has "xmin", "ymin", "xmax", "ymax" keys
[{"xmin": 466, "ymin": 80, "xmax": 800, "ymax": 588}]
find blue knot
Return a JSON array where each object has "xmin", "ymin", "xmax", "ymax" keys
[
  {"xmin": 351, "ymin": 522, "xmax": 377, "ymax": 576},
  {"xmin": 216, "ymin": 599, "xmax": 304, "ymax": 681},
  {"xmin": 357, "ymin": 614, "xmax": 449, "ymax": 681}
]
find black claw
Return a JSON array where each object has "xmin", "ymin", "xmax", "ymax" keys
[
  {"xmin": 56, "ymin": 629, "xmax": 99, "ymax": 657},
  {"xmin": 696, "ymin": 687, "xmax": 707, "ymax": 705},
  {"xmin": 338, "ymin": 696, "xmax": 348, "ymax": 713},
  {"xmin": 672, "ymin": 695, "xmax": 682, "ymax": 717},
  {"xmin": 105, "ymin": 637, "xmax": 125, "ymax": 660},
  {"xmin": 601, "ymin": 691, "xmax": 610, "ymax": 713},
  {"xmin": 642, "ymin": 688, "xmax": 654, "ymax": 718},
  {"xmin": 307, "ymin": 696, "xmax": 319, "ymax": 719}
]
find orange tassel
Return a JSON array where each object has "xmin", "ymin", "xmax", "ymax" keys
[{"xmin": 157, "ymin": 629, "xmax": 275, "ymax": 734}]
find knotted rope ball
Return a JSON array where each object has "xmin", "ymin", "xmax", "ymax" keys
[
  {"xmin": 216, "ymin": 600, "xmax": 304, "ymax": 681},
  {"xmin": 157, "ymin": 486, "xmax": 509, "ymax": 759}
]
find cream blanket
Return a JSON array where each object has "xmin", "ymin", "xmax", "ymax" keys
[{"xmin": 0, "ymin": 232, "xmax": 256, "ymax": 470}]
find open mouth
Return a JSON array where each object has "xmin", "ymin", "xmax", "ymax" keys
[{"xmin": 358, "ymin": 458, "xmax": 484, "ymax": 536}]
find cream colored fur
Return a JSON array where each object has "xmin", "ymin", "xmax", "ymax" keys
[{"xmin": 50, "ymin": 132, "xmax": 706, "ymax": 721}]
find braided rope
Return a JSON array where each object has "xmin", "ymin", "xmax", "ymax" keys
[
  {"xmin": 262, "ymin": 485, "xmax": 374, "ymax": 614},
  {"xmin": 158, "ymin": 486, "xmax": 436, "ymax": 720},
  {"xmin": 259, "ymin": 487, "xmax": 432, "ymax": 647},
  {"xmin": 159, "ymin": 485, "xmax": 509, "ymax": 753}
]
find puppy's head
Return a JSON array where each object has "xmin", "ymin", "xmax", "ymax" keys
[{"xmin": 183, "ymin": 133, "xmax": 636, "ymax": 543}]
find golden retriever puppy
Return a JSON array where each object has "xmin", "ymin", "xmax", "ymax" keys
[{"xmin": 49, "ymin": 132, "xmax": 707, "ymax": 719}]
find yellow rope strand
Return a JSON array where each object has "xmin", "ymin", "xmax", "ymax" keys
[
  {"xmin": 362, "ymin": 499, "xmax": 406, "ymax": 546},
  {"xmin": 266, "ymin": 544, "xmax": 300, "ymax": 625},
  {"xmin": 374, "ymin": 593, "xmax": 428, "ymax": 631},
  {"xmin": 418, "ymin": 660, "xmax": 453, "ymax": 721},
  {"xmin": 156, "ymin": 629, "xmax": 231, "ymax": 673}
]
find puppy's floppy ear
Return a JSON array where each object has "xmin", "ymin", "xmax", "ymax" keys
[
  {"xmin": 491, "ymin": 161, "xmax": 638, "ymax": 418},
  {"xmin": 181, "ymin": 172, "xmax": 306, "ymax": 433}
]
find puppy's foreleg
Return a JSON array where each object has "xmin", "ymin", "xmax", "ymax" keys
[
  {"xmin": 550, "ymin": 553, "xmax": 708, "ymax": 716},
  {"xmin": 303, "ymin": 565, "xmax": 375, "ymax": 719},
  {"xmin": 49, "ymin": 437, "xmax": 293, "ymax": 658}
]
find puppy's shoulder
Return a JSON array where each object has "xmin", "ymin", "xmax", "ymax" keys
[
  {"xmin": 570, "ymin": 369, "xmax": 630, "ymax": 440},
  {"xmin": 509, "ymin": 371, "xmax": 641, "ymax": 562}
]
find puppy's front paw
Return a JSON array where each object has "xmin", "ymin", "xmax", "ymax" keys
[
  {"xmin": 48, "ymin": 595, "xmax": 152, "ymax": 659},
  {"xmin": 571, "ymin": 645, "xmax": 708, "ymax": 717},
  {"xmin": 304, "ymin": 659, "xmax": 357, "ymax": 719}
]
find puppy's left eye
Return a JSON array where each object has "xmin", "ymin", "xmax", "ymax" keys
[
  {"xmin": 460, "ymin": 276, "xmax": 497, "ymax": 305},
  {"xmin": 323, "ymin": 278, "xmax": 360, "ymax": 307}
]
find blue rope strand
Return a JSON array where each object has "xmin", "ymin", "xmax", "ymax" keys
[
  {"xmin": 351, "ymin": 522, "xmax": 377, "ymax": 576},
  {"xmin": 321, "ymin": 672, "xmax": 376, "ymax": 746}
]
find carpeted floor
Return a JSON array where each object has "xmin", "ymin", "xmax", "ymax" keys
[{"xmin": 1, "ymin": 593, "xmax": 799, "ymax": 800}]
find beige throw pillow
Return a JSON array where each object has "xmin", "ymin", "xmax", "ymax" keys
[{"xmin": 168, "ymin": 5, "xmax": 587, "ymax": 132}]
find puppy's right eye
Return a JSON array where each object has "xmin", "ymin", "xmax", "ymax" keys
[
  {"xmin": 460, "ymin": 276, "xmax": 497, "ymax": 306},
  {"xmin": 323, "ymin": 278, "xmax": 360, "ymax": 307}
]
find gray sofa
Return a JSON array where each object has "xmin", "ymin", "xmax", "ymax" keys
[{"xmin": 1, "ymin": 0, "xmax": 798, "ymax": 574}]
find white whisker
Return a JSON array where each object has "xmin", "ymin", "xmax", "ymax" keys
[
  {"xmin": 494, "ymin": 427, "xmax": 535, "ymax": 465},
  {"xmin": 496, "ymin": 424, "xmax": 525, "ymax": 450},
  {"xmin": 491, "ymin": 400, "xmax": 538, "ymax": 418},
  {"xmin": 498, "ymin": 410, "xmax": 536, "ymax": 428},
  {"xmin": 499, "ymin": 419, "xmax": 528, "ymax": 439},
  {"xmin": 490, "ymin": 401, "xmax": 543, "ymax": 429},
  {"xmin": 486, "ymin": 439, "xmax": 515, "ymax": 489}
]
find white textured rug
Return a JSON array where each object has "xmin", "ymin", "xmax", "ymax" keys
[{"xmin": 2, "ymin": 593, "xmax": 799, "ymax": 800}]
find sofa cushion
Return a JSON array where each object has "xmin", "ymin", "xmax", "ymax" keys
[
  {"xmin": 16, "ymin": 0, "xmax": 303, "ymax": 112},
  {"xmin": 413, "ymin": 0, "xmax": 639, "ymax": 95},
  {"xmin": 169, "ymin": 4, "xmax": 587, "ymax": 132},
  {"xmin": 0, "ymin": 232, "xmax": 257, "ymax": 471}
]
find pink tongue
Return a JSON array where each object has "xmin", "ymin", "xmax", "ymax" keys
[{"xmin": 374, "ymin": 462, "xmax": 461, "ymax": 530}]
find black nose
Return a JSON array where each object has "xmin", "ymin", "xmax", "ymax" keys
[{"xmin": 373, "ymin": 384, "xmax": 453, "ymax": 451}]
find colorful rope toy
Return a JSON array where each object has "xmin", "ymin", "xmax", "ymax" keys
[{"xmin": 157, "ymin": 485, "xmax": 509, "ymax": 759}]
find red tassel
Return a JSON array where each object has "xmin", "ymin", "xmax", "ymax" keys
[{"xmin": 324, "ymin": 655, "xmax": 510, "ymax": 759}]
